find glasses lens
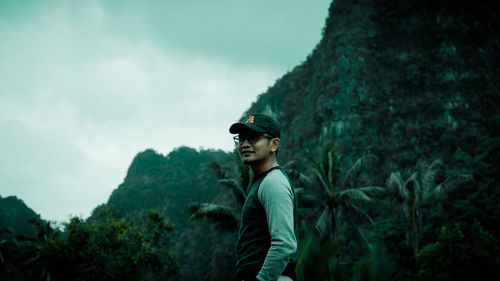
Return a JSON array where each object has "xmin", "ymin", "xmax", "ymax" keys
[
  {"xmin": 235, "ymin": 134, "xmax": 273, "ymax": 146},
  {"xmin": 234, "ymin": 134, "xmax": 261, "ymax": 145},
  {"xmin": 247, "ymin": 134, "xmax": 260, "ymax": 144}
]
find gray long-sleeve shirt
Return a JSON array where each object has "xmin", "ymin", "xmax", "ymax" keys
[{"xmin": 256, "ymin": 169, "xmax": 298, "ymax": 281}]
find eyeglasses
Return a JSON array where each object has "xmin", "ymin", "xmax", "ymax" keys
[{"xmin": 233, "ymin": 134, "xmax": 273, "ymax": 146}]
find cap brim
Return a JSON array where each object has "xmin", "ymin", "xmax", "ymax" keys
[{"xmin": 229, "ymin": 123, "xmax": 266, "ymax": 134}]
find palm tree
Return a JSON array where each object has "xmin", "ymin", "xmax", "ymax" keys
[
  {"xmin": 296, "ymin": 142, "xmax": 384, "ymax": 280},
  {"xmin": 185, "ymin": 150, "xmax": 307, "ymax": 232},
  {"xmin": 306, "ymin": 142, "xmax": 385, "ymax": 243},
  {"xmin": 386, "ymin": 159, "xmax": 472, "ymax": 256},
  {"xmin": 185, "ymin": 150, "xmax": 251, "ymax": 232}
]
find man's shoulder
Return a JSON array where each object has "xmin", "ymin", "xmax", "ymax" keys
[
  {"xmin": 258, "ymin": 168, "xmax": 292, "ymax": 199},
  {"xmin": 262, "ymin": 168, "xmax": 289, "ymax": 185}
]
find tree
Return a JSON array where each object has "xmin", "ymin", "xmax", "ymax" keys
[
  {"xmin": 184, "ymin": 150, "xmax": 251, "ymax": 232},
  {"xmin": 416, "ymin": 219, "xmax": 500, "ymax": 281},
  {"xmin": 295, "ymin": 142, "xmax": 385, "ymax": 281},
  {"xmin": 179, "ymin": 150, "xmax": 251, "ymax": 281},
  {"xmin": 185, "ymin": 150, "xmax": 307, "ymax": 231},
  {"xmin": 38, "ymin": 208, "xmax": 178, "ymax": 281},
  {"xmin": 307, "ymin": 142, "xmax": 385, "ymax": 243},
  {"xmin": 183, "ymin": 150, "xmax": 309, "ymax": 281},
  {"xmin": 386, "ymin": 159, "xmax": 472, "ymax": 256}
]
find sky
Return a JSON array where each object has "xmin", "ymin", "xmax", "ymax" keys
[{"xmin": 0, "ymin": 0, "xmax": 331, "ymax": 223}]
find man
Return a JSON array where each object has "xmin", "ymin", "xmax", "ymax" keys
[{"xmin": 229, "ymin": 113, "xmax": 299, "ymax": 281}]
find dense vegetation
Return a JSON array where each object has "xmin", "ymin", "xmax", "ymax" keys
[
  {"xmin": 1, "ymin": 208, "xmax": 178, "ymax": 280},
  {"xmin": 1, "ymin": 0, "xmax": 499, "ymax": 280}
]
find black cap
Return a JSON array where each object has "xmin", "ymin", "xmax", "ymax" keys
[{"xmin": 229, "ymin": 113, "xmax": 281, "ymax": 138}]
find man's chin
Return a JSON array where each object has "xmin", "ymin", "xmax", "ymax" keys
[
  {"xmin": 242, "ymin": 158, "xmax": 254, "ymax": 164},
  {"xmin": 242, "ymin": 156, "xmax": 257, "ymax": 165}
]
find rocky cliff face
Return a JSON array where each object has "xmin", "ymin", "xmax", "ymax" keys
[{"xmin": 243, "ymin": 0, "xmax": 499, "ymax": 179}]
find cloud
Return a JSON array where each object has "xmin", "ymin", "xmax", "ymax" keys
[
  {"xmin": 0, "ymin": 1, "xmax": 281, "ymax": 222},
  {"xmin": 0, "ymin": 0, "xmax": 330, "ymax": 222}
]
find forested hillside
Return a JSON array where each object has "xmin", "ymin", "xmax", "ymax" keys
[
  {"xmin": 0, "ymin": 195, "xmax": 41, "ymax": 239},
  {"xmin": 1, "ymin": 0, "xmax": 498, "ymax": 280},
  {"xmin": 238, "ymin": 0, "xmax": 500, "ymax": 279},
  {"xmin": 0, "ymin": 148, "xmax": 233, "ymax": 281},
  {"xmin": 95, "ymin": 147, "xmax": 233, "ymax": 229},
  {"xmin": 246, "ymin": 0, "xmax": 499, "ymax": 177}
]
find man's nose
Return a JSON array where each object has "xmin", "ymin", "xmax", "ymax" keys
[{"xmin": 241, "ymin": 138, "xmax": 251, "ymax": 147}]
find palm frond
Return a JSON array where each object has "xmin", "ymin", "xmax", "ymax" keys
[
  {"xmin": 327, "ymin": 150, "xmax": 335, "ymax": 193},
  {"xmin": 206, "ymin": 161, "xmax": 225, "ymax": 179},
  {"xmin": 350, "ymin": 204, "xmax": 375, "ymax": 225},
  {"xmin": 343, "ymin": 154, "xmax": 379, "ymax": 187},
  {"xmin": 314, "ymin": 208, "xmax": 333, "ymax": 241},
  {"xmin": 294, "ymin": 187, "xmax": 305, "ymax": 194},
  {"xmin": 443, "ymin": 173, "xmax": 473, "ymax": 192},
  {"xmin": 308, "ymin": 156, "xmax": 322, "ymax": 175},
  {"xmin": 422, "ymin": 159, "xmax": 443, "ymax": 191},
  {"xmin": 337, "ymin": 186, "xmax": 385, "ymax": 201},
  {"xmin": 299, "ymin": 173, "xmax": 313, "ymax": 185},
  {"xmin": 297, "ymin": 192, "xmax": 320, "ymax": 208},
  {"xmin": 386, "ymin": 172, "xmax": 408, "ymax": 199},
  {"xmin": 312, "ymin": 167, "xmax": 331, "ymax": 196},
  {"xmin": 184, "ymin": 203, "xmax": 239, "ymax": 230},
  {"xmin": 217, "ymin": 179, "xmax": 246, "ymax": 205},
  {"xmin": 406, "ymin": 172, "xmax": 422, "ymax": 199},
  {"xmin": 353, "ymin": 186, "xmax": 386, "ymax": 196},
  {"xmin": 425, "ymin": 183, "xmax": 446, "ymax": 201},
  {"xmin": 281, "ymin": 160, "xmax": 297, "ymax": 170},
  {"xmin": 235, "ymin": 149, "xmax": 251, "ymax": 191},
  {"xmin": 321, "ymin": 142, "xmax": 334, "ymax": 176},
  {"xmin": 337, "ymin": 189, "xmax": 372, "ymax": 202}
]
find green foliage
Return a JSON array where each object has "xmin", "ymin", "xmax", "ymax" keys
[
  {"xmin": 180, "ymin": 0, "xmax": 498, "ymax": 278},
  {"xmin": 351, "ymin": 243, "xmax": 396, "ymax": 281},
  {"xmin": 179, "ymin": 149, "xmax": 250, "ymax": 280},
  {"xmin": 416, "ymin": 219, "xmax": 500, "ymax": 281},
  {"xmin": 184, "ymin": 150, "xmax": 250, "ymax": 232},
  {"xmin": 36, "ymin": 208, "xmax": 179, "ymax": 281},
  {"xmin": 307, "ymin": 141, "xmax": 385, "ymax": 242},
  {"xmin": 296, "ymin": 227, "xmax": 339, "ymax": 281},
  {"xmin": 235, "ymin": 148, "xmax": 253, "ymax": 193},
  {"xmin": 184, "ymin": 202, "xmax": 239, "ymax": 231},
  {"xmin": 5, "ymin": 0, "xmax": 497, "ymax": 279},
  {"xmin": 386, "ymin": 159, "xmax": 473, "ymax": 256}
]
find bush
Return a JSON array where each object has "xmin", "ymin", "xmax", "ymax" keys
[{"xmin": 416, "ymin": 219, "xmax": 499, "ymax": 281}]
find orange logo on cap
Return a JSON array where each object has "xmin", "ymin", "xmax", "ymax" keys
[{"xmin": 244, "ymin": 116, "xmax": 255, "ymax": 123}]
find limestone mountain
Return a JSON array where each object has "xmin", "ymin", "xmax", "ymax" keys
[
  {"xmin": 242, "ymin": 0, "xmax": 499, "ymax": 183},
  {"xmin": 96, "ymin": 147, "xmax": 233, "ymax": 229}
]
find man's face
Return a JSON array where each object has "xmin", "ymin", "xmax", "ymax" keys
[{"xmin": 236, "ymin": 131, "xmax": 276, "ymax": 165}]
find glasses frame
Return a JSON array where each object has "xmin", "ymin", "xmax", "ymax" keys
[{"xmin": 233, "ymin": 134, "xmax": 274, "ymax": 146}]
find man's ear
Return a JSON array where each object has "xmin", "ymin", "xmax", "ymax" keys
[{"xmin": 270, "ymin": 138, "xmax": 280, "ymax": 152}]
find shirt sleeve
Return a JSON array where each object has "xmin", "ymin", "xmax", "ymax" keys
[{"xmin": 256, "ymin": 171, "xmax": 297, "ymax": 281}]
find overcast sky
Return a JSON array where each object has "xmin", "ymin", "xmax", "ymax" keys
[{"xmin": 0, "ymin": 0, "xmax": 331, "ymax": 223}]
